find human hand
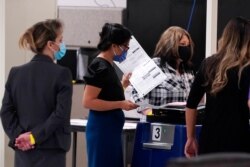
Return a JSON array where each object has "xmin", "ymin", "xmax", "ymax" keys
[
  {"xmin": 121, "ymin": 100, "xmax": 139, "ymax": 111},
  {"xmin": 184, "ymin": 137, "xmax": 198, "ymax": 158},
  {"xmin": 121, "ymin": 73, "xmax": 132, "ymax": 89},
  {"xmin": 248, "ymin": 100, "xmax": 250, "ymax": 110},
  {"xmin": 140, "ymin": 108, "xmax": 152, "ymax": 115},
  {"xmin": 15, "ymin": 132, "xmax": 35, "ymax": 151}
]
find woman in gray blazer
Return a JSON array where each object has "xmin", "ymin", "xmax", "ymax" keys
[{"xmin": 0, "ymin": 19, "xmax": 73, "ymax": 167}]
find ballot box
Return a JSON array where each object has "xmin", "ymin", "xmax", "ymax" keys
[{"xmin": 131, "ymin": 104, "xmax": 204, "ymax": 167}]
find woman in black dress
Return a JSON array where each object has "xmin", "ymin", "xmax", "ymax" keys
[
  {"xmin": 82, "ymin": 23, "xmax": 138, "ymax": 167},
  {"xmin": 185, "ymin": 17, "xmax": 250, "ymax": 157}
]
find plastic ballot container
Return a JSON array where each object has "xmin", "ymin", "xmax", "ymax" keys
[{"xmin": 131, "ymin": 122, "xmax": 201, "ymax": 167}]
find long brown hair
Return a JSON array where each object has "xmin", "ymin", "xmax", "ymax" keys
[
  {"xmin": 205, "ymin": 17, "xmax": 250, "ymax": 95},
  {"xmin": 19, "ymin": 19, "xmax": 63, "ymax": 53}
]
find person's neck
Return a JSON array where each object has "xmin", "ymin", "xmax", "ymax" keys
[
  {"xmin": 175, "ymin": 59, "xmax": 182, "ymax": 75},
  {"xmin": 42, "ymin": 49, "xmax": 54, "ymax": 60},
  {"xmin": 98, "ymin": 51, "xmax": 114, "ymax": 64}
]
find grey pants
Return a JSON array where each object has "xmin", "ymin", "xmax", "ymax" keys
[{"xmin": 14, "ymin": 149, "xmax": 66, "ymax": 167}]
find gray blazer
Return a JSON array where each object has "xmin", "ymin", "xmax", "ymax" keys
[{"xmin": 0, "ymin": 54, "xmax": 73, "ymax": 151}]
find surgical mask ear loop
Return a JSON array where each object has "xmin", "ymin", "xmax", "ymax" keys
[
  {"xmin": 112, "ymin": 47, "xmax": 118, "ymax": 56},
  {"xmin": 119, "ymin": 46, "xmax": 124, "ymax": 52}
]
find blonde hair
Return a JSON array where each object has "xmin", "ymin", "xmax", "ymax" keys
[
  {"xmin": 209, "ymin": 17, "xmax": 250, "ymax": 94},
  {"xmin": 19, "ymin": 19, "xmax": 63, "ymax": 54},
  {"xmin": 154, "ymin": 26, "xmax": 194, "ymax": 70}
]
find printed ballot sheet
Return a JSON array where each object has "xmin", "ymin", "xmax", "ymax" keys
[{"xmin": 115, "ymin": 36, "xmax": 167, "ymax": 98}]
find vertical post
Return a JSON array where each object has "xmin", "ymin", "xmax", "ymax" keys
[
  {"xmin": 0, "ymin": 0, "xmax": 6, "ymax": 166},
  {"xmin": 206, "ymin": 0, "xmax": 218, "ymax": 58},
  {"xmin": 72, "ymin": 132, "xmax": 77, "ymax": 167}
]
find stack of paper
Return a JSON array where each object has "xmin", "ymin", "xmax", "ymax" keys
[{"xmin": 114, "ymin": 36, "xmax": 166, "ymax": 98}]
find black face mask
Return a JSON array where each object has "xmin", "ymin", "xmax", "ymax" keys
[{"xmin": 178, "ymin": 46, "xmax": 191, "ymax": 63}]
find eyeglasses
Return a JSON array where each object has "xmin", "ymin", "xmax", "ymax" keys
[{"xmin": 121, "ymin": 44, "xmax": 130, "ymax": 50}]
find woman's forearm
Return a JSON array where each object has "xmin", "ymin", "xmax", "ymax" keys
[{"xmin": 185, "ymin": 107, "xmax": 197, "ymax": 139}]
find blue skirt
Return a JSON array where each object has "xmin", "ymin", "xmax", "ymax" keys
[{"xmin": 86, "ymin": 109, "xmax": 125, "ymax": 167}]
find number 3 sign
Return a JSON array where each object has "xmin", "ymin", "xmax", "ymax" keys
[{"xmin": 152, "ymin": 125, "xmax": 162, "ymax": 141}]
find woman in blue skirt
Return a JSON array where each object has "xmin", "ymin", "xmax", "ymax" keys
[{"xmin": 83, "ymin": 23, "xmax": 138, "ymax": 167}]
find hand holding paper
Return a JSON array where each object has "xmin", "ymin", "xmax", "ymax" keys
[{"xmin": 115, "ymin": 36, "xmax": 166, "ymax": 98}]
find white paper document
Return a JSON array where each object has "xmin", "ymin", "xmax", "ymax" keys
[
  {"xmin": 115, "ymin": 36, "xmax": 166, "ymax": 98},
  {"xmin": 136, "ymin": 101, "xmax": 169, "ymax": 110},
  {"xmin": 136, "ymin": 101, "xmax": 205, "ymax": 111}
]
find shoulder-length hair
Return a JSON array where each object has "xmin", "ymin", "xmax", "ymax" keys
[{"xmin": 153, "ymin": 26, "xmax": 194, "ymax": 71}]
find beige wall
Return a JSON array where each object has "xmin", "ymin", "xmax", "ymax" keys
[
  {"xmin": 5, "ymin": 0, "xmax": 57, "ymax": 72},
  {"xmin": 0, "ymin": 0, "xmax": 6, "ymax": 166}
]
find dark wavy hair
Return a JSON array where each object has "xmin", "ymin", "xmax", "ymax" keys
[{"xmin": 97, "ymin": 23, "xmax": 132, "ymax": 51}]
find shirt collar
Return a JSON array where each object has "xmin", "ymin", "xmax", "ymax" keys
[{"xmin": 31, "ymin": 54, "xmax": 54, "ymax": 63}]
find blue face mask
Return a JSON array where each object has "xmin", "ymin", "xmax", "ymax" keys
[
  {"xmin": 113, "ymin": 46, "xmax": 128, "ymax": 63},
  {"xmin": 54, "ymin": 43, "xmax": 66, "ymax": 60}
]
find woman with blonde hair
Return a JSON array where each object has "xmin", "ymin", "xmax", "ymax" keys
[
  {"xmin": 132, "ymin": 26, "xmax": 195, "ymax": 107},
  {"xmin": 185, "ymin": 17, "xmax": 250, "ymax": 157}
]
